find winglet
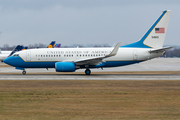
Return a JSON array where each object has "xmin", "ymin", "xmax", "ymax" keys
[{"xmin": 107, "ymin": 42, "xmax": 121, "ymax": 57}]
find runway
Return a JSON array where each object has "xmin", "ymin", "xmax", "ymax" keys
[
  {"xmin": 0, "ymin": 74, "xmax": 180, "ymax": 80},
  {"xmin": 1, "ymin": 58, "xmax": 180, "ymax": 80}
]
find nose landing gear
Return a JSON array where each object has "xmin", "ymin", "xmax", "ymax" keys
[
  {"xmin": 22, "ymin": 70, "xmax": 26, "ymax": 75},
  {"xmin": 85, "ymin": 69, "xmax": 91, "ymax": 75}
]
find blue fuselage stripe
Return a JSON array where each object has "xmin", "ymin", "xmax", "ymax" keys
[{"xmin": 5, "ymin": 56, "xmax": 142, "ymax": 69}]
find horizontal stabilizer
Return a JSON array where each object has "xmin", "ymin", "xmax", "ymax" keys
[{"xmin": 149, "ymin": 46, "xmax": 173, "ymax": 53}]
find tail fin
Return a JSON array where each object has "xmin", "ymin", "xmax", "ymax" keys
[
  {"xmin": 54, "ymin": 43, "xmax": 61, "ymax": 48},
  {"xmin": 8, "ymin": 45, "xmax": 24, "ymax": 57},
  {"xmin": 122, "ymin": 10, "xmax": 171, "ymax": 49},
  {"xmin": 47, "ymin": 41, "xmax": 56, "ymax": 48},
  {"xmin": 22, "ymin": 46, "xmax": 28, "ymax": 50}
]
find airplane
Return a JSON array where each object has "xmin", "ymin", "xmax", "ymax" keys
[
  {"xmin": 54, "ymin": 43, "xmax": 61, "ymax": 48},
  {"xmin": 4, "ymin": 10, "xmax": 172, "ymax": 75},
  {"xmin": 47, "ymin": 41, "xmax": 61, "ymax": 48},
  {"xmin": 47, "ymin": 41, "xmax": 56, "ymax": 48}
]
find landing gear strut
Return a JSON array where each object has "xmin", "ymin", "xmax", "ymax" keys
[
  {"xmin": 85, "ymin": 69, "xmax": 91, "ymax": 75},
  {"xmin": 22, "ymin": 70, "xmax": 26, "ymax": 75}
]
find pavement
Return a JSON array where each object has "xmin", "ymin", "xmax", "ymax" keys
[
  {"xmin": 0, "ymin": 58, "xmax": 180, "ymax": 80},
  {"xmin": 0, "ymin": 74, "xmax": 180, "ymax": 80}
]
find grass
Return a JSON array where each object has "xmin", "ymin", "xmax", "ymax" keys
[{"xmin": 0, "ymin": 80, "xmax": 180, "ymax": 120}]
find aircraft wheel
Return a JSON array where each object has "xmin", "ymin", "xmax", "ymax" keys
[
  {"xmin": 85, "ymin": 69, "xmax": 91, "ymax": 75},
  {"xmin": 22, "ymin": 70, "xmax": 26, "ymax": 75}
]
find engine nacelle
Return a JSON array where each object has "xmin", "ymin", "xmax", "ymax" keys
[{"xmin": 55, "ymin": 62, "xmax": 75, "ymax": 72}]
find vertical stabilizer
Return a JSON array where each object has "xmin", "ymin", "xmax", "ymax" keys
[
  {"xmin": 47, "ymin": 41, "xmax": 56, "ymax": 48},
  {"xmin": 8, "ymin": 45, "xmax": 24, "ymax": 57},
  {"xmin": 122, "ymin": 10, "xmax": 171, "ymax": 49}
]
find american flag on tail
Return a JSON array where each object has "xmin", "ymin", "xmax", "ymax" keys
[{"xmin": 155, "ymin": 28, "xmax": 165, "ymax": 33}]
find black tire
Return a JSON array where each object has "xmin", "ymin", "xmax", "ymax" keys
[
  {"xmin": 22, "ymin": 70, "xmax": 26, "ymax": 75},
  {"xmin": 85, "ymin": 69, "xmax": 91, "ymax": 75}
]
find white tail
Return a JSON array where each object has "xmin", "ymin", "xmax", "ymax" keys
[
  {"xmin": 143, "ymin": 10, "xmax": 171, "ymax": 49},
  {"xmin": 122, "ymin": 10, "xmax": 171, "ymax": 49}
]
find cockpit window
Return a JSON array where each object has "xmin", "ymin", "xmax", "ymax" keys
[{"xmin": 13, "ymin": 54, "xmax": 19, "ymax": 57}]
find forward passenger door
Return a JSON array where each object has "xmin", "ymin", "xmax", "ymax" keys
[{"xmin": 26, "ymin": 51, "xmax": 31, "ymax": 61}]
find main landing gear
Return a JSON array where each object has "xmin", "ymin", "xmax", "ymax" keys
[
  {"xmin": 85, "ymin": 69, "xmax": 91, "ymax": 75},
  {"xmin": 22, "ymin": 70, "xmax": 26, "ymax": 75}
]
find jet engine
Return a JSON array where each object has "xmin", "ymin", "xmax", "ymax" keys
[{"xmin": 55, "ymin": 62, "xmax": 75, "ymax": 72}]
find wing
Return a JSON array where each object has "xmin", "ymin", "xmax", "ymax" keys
[{"xmin": 74, "ymin": 42, "xmax": 121, "ymax": 66}]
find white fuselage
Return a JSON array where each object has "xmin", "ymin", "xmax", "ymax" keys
[
  {"xmin": 12, "ymin": 47, "xmax": 163, "ymax": 69},
  {"xmin": 20, "ymin": 48, "xmax": 162, "ymax": 62}
]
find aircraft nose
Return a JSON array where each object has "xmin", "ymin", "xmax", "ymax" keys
[{"xmin": 4, "ymin": 57, "xmax": 12, "ymax": 65}]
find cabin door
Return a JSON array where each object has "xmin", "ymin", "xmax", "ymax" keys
[
  {"xmin": 26, "ymin": 51, "xmax": 31, "ymax": 61},
  {"xmin": 133, "ymin": 50, "xmax": 138, "ymax": 61}
]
